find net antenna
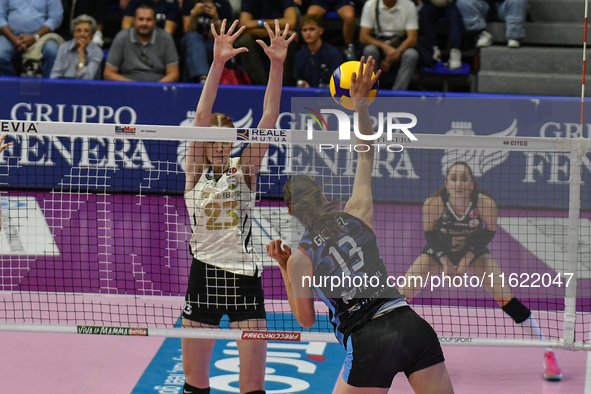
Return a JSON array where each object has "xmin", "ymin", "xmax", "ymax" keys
[
  {"xmin": 0, "ymin": 120, "xmax": 589, "ymax": 350},
  {"xmin": 582, "ymin": 0, "xmax": 589, "ymax": 129}
]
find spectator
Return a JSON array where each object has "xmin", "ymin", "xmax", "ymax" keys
[
  {"xmin": 305, "ymin": 0, "xmax": 357, "ymax": 61},
  {"xmin": 419, "ymin": 0, "xmax": 463, "ymax": 69},
  {"xmin": 181, "ymin": 0, "xmax": 232, "ymax": 83},
  {"xmin": 104, "ymin": 5, "xmax": 179, "ymax": 81},
  {"xmin": 359, "ymin": 0, "xmax": 419, "ymax": 91},
  {"xmin": 238, "ymin": 0, "xmax": 298, "ymax": 86},
  {"xmin": 58, "ymin": 0, "xmax": 110, "ymax": 47},
  {"xmin": 0, "ymin": 0, "xmax": 64, "ymax": 78},
  {"xmin": 51, "ymin": 14, "xmax": 103, "ymax": 79},
  {"xmin": 294, "ymin": 14, "xmax": 342, "ymax": 88},
  {"xmin": 456, "ymin": 0, "xmax": 527, "ymax": 48},
  {"xmin": 121, "ymin": 0, "xmax": 180, "ymax": 36}
]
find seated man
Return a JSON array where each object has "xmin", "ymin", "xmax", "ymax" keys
[
  {"xmin": 0, "ymin": 0, "xmax": 64, "ymax": 77},
  {"xmin": 121, "ymin": 0, "xmax": 181, "ymax": 36},
  {"xmin": 181, "ymin": 0, "xmax": 232, "ymax": 83},
  {"xmin": 104, "ymin": 5, "xmax": 179, "ymax": 82},
  {"xmin": 456, "ymin": 0, "xmax": 526, "ymax": 48},
  {"xmin": 359, "ymin": 0, "xmax": 419, "ymax": 91},
  {"xmin": 305, "ymin": 0, "xmax": 356, "ymax": 61},
  {"xmin": 51, "ymin": 14, "xmax": 104, "ymax": 79},
  {"xmin": 294, "ymin": 14, "xmax": 342, "ymax": 88},
  {"xmin": 238, "ymin": 0, "xmax": 298, "ymax": 86}
]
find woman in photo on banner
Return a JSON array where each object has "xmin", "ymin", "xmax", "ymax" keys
[
  {"xmin": 181, "ymin": 19, "xmax": 295, "ymax": 394},
  {"xmin": 399, "ymin": 161, "xmax": 562, "ymax": 382},
  {"xmin": 266, "ymin": 57, "xmax": 455, "ymax": 394}
]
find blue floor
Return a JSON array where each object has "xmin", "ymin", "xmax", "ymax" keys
[{"xmin": 132, "ymin": 313, "xmax": 346, "ymax": 394}]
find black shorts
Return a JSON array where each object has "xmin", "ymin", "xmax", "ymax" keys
[
  {"xmin": 182, "ymin": 258, "xmax": 266, "ymax": 326},
  {"xmin": 422, "ymin": 244, "xmax": 490, "ymax": 266},
  {"xmin": 311, "ymin": 0, "xmax": 355, "ymax": 12},
  {"xmin": 343, "ymin": 306, "xmax": 445, "ymax": 388}
]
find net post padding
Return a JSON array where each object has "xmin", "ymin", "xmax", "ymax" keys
[{"xmin": 563, "ymin": 139, "xmax": 591, "ymax": 349}]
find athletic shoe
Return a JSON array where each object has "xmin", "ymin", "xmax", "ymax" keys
[
  {"xmin": 508, "ymin": 39, "xmax": 520, "ymax": 48},
  {"xmin": 476, "ymin": 30, "xmax": 492, "ymax": 47},
  {"xmin": 448, "ymin": 48, "xmax": 462, "ymax": 69},
  {"xmin": 344, "ymin": 44, "xmax": 355, "ymax": 61},
  {"xmin": 433, "ymin": 46, "xmax": 441, "ymax": 62},
  {"xmin": 544, "ymin": 351, "xmax": 562, "ymax": 381}
]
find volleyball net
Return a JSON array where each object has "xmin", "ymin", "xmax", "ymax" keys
[{"xmin": 0, "ymin": 97, "xmax": 589, "ymax": 349}]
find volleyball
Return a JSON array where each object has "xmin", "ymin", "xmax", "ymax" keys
[{"xmin": 329, "ymin": 61, "xmax": 378, "ymax": 110}]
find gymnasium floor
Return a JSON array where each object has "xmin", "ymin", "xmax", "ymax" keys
[
  {"xmin": 0, "ymin": 329, "xmax": 587, "ymax": 393},
  {"xmin": 0, "ymin": 193, "xmax": 590, "ymax": 393}
]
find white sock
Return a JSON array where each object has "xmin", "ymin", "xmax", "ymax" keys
[{"xmin": 520, "ymin": 316, "xmax": 553, "ymax": 353}]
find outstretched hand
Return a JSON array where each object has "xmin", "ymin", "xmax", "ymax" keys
[
  {"xmin": 212, "ymin": 19, "xmax": 248, "ymax": 64},
  {"xmin": 350, "ymin": 56, "xmax": 381, "ymax": 99},
  {"xmin": 256, "ymin": 20, "xmax": 296, "ymax": 64}
]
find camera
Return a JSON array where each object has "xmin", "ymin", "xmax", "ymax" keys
[{"xmin": 196, "ymin": 0, "xmax": 215, "ymax": 36}]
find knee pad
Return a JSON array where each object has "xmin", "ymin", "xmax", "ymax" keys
[{"xmin": 502, "ymin": 297, "xmax": 531, "ymax": 324}]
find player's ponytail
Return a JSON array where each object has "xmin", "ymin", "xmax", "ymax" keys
[{"xmin": 283, "ymin": 175, "xmax": 343, "ymax": 240}]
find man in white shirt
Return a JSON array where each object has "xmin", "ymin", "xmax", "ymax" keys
[{"xmin": 359, "ymin": 0, "xmax": 419, "ymax": 91}]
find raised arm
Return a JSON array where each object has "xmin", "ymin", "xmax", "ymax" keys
[
  {"xmin": 343, "ymin": 57, "xmax": 381, "ymax": 226},
  {"xmin": 185, "ymin": 19, "xmax": 248, "ymax": 192},
  {"xmin": 194, "ymin": 20, "xmax": 247, "ymax": 127},
  {"xmin": 241, "ymin": 20, "xmax": 296, "ymax": 190}
]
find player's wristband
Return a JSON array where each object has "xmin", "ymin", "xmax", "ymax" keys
[{"xmin": 258, "ymin": 18, "xmax": 264, "ymax": 28}]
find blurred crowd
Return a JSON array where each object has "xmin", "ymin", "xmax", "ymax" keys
[{"xmin": 0, "ymin": 0, "xmax": 528, "ymax": 91}]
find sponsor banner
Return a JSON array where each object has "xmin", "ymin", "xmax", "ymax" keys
[
  {"xmin": 0, "ymin": 79, "xmax": 589, "ymax": 208},
  {"xmin": 241, "ymin": 331, "xmax": 302, "ymax": 341},
  {"xmin": 76, "ymin": 325, "xmax": 149, "ymax": 336}
]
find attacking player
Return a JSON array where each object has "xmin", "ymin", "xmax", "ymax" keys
[{"xmin": 267, "ymin": 57, "xmax": 455, "ymax": 394}]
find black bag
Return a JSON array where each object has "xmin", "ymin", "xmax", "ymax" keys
[{"xmin": 21, "ymin": 59, "xmax": 43, "ymax": 78}]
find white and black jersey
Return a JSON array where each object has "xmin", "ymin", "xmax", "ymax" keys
[
  {"xmin": 184, "ymin": 157, "xmax": 260, "ymax": 276},
  {"xmin": 423, "ymin": 192, "xmax": 491, "ymax": 266}
]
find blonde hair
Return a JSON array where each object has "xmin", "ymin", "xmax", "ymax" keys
[
  {"xmin": 211, "ymin": 113, "xmax": 234, "ymax": 128},
  {"xmin": 283, "ymin": 175, "xmax": 342, "ymax": 239}
]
